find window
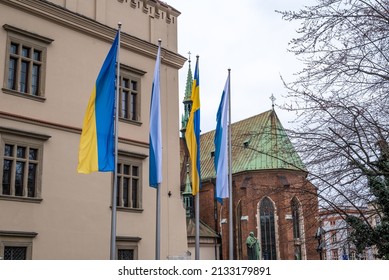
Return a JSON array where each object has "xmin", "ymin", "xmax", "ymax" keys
[
  {"xmin": 119, "ymin": 76, "xmax": 139, "ymax": 121},
  {"xmin": 331, "ymin": 232, "xmax": 337, "ymax": 243},
  {"xmin": 117, "ymin": 162, "xmax": 141, "ymax": 209},
  {"xmin": 118, "ymin": 65, "xmax": 145, "ymax": 124},
  {"xmin": 118, "ymin": 248, "xmax": 134, "ymax": 260},
  {"xmin": 3, "ymin": 25, "xmax": 53, "ymax": 100},
  {"xmin": 332, "ymin": 249, "xmax": 339, "ymax": 260},
  {"xmin": 291, "ymin": 197, "xmax": 301, "ymax": 239},
  {"xmin": 260, "ymin": 197, "xmax": 277, "ymax": 260},
  {"xmin": 0, "ymin": 231, "xmax": 37, "ymax": 260},
  {"xmin": 291, "ymin": 197, "xmax": 302, "ymax": 260},
  {"xmin": 0, "ymin": 127, "xmax": 50, "ymax": 201},
  {"xmin": 116, "ymin": 151, "xmax": 146, "ymax": 210},
  {"xmin": 116, "ymin": 236, "xmax": 141, "ymax": 260}
]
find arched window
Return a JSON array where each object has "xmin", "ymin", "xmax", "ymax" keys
[
  {"xmin": 291, "ymin": 197, "xmax": 301, "ymax": 239},
  {"xmin": 260, "ymin": 197, "xmax": 277, "ymax": 260},
  {"xmin": 291, "ymin": 197, "xmax": 302, "ymax": 260}
]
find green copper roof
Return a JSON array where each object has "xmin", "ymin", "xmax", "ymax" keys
[{"xmin": 199, "ymin": 110, "xmax": 306, "ymax": 181}]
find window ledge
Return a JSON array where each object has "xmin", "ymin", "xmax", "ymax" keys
[
  {"xmin": 119, "ymin": 118, "xmax": 142, "ymax": 126},
  {"xmin": 116, "ymin": 206, "xmax": 144, "ymax": 213},
  {"xmin": 2, "ymin": 88, "xmax": 46, "ymax": 102},
  {"xmin": 0, "ymin": 195, "xmax": 43, "ymax": 203}
]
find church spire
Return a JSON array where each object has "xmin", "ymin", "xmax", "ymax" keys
[
  {"xmin": 180, "ymin": 52, "xmax": 194, "ymax": 137},
  {"xmin": 183, "ymin": 163, "xmax": 194, "ymax": 218}
]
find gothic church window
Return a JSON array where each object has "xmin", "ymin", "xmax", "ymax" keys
[
  {"xmin": 291, "ymin": 197, "xmax": 302, "ymax": 259},
  {"xmin": 260, "ymin": 197, "xmax": 277, "ymax": 260}
]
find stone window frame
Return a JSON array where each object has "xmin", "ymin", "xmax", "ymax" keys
[
  {"xmin": 0, "ymin": 231, "xmax": 38, "ymax": 260},
  {"xmin": 118, "ymin": 65, "xmax": 146, "ymax": 125},
  {"xmin": 0, "ymin": 127, "xmax": 50, "ymax": 203},
  {"xmin": 258, "ymin": 197, "xmax": 279, "ymax": 260},
  {"xmin": 115, "ymin": 150, "xmax": 147, "ymax": 212},
  {"xmin": 116, "ymin": 236, "xmax": 141, "ymax": 260},
  {"xmin": 290, "ymin": 196, "xmax": 307, "ymax": 260},
  {"xmin": 2, "ymin": 24, "xmax": 53, "ymax": 102}
]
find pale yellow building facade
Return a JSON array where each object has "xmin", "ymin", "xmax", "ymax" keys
[{"xmin": 0, "ymin": 0, "xmax": 187, "ymax": 260}]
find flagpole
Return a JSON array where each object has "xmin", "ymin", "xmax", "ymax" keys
[
  {"xmin": 227, "ymin": 69, "xmax": 233, "ymax": 260},
  {"xmin": 156, "ymin": 182, "xmax": 161, "ymax": 259},
  {"xmin": 194, "ymin": 55, "xmax": 200, "ymax": 260},
  {"xmin": 150, "ymin": 39, "xmax": 162, "ymax": 260},
  {"xmin": 110, "ymin": 23, "xmax": 121, "ymax": 260},
  {"xmin": 155, "ymin": 40, "xmax": 162, "ymax": 260},
  {"xmin": 195, "ymin": 192, "xmax": 200, "ymax": 259}
]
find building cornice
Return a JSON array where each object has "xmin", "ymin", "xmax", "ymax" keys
[
  {"xmin": 0, "ymin": 0, "xmax": 186, "ymax": 69},
  {"xmin": 0, "ymin": 111, "xmax": 149, "ymax": 149},
  {"xmin": 0, "ymin": 230, "xmax": 38, "ymax": 238}
]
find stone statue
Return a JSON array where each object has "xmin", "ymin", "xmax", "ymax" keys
[{"xmin": 246, "ymin": 231, "xmax": 260, "ymax": 260}]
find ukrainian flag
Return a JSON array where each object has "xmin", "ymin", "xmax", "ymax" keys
[
  {"xmin": 185, "ymin": 56, "xmax": 201, "ymax": 195},
  {"xmin": 77, "ymin": 33, "xmax": 119, "ymax": 174}
]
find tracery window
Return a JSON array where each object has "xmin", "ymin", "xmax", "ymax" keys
[
  {"xmin": 291, "ymin": 197, "xmax": 302, "ymax": 259},
  {"xmin": 260, "ymin": 197, "xmax": 277, "ymax": 260}
]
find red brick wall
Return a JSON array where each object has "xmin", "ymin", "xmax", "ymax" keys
[{"xmin": 199, "ymin": 170, "xmax": 320, "ymax": 260}]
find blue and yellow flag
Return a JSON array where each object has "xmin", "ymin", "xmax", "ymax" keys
[
  {"xmin": 77, "ymin": 32, "xmax": 119, "ymax": 174},
  {"xmin": 185, "ymin": 56, "xmax": 201, "ymax": 195}
]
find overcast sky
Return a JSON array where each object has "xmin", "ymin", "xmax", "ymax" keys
[{"xmin": 166, "ymin": 0, "xmax": 315, "ymax": 133}]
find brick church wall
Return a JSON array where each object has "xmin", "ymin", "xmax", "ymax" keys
[{"xmin": 199, "ymin": 170, "xmax": 320, "ymax": 260}]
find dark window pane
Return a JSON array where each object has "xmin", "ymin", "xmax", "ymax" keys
[
  {"xmin": 8, "ymin": 58, "xmax": 17, "ymax": 90},
  {"xmin": 123, "ymin": 178, "xmax": 129, "ymax": 207},
  {"xmin": 29, "ymin": 148, "xmax": 38, "ymax": 160},
  {"xmin": 15, "ymin": 161, "xmax": 25, "ymax": 196},
  {"xmin": 28, "ymin": 163, "xmax": 37, "ymax": 197},
  {"xmin": 122, "ymin": 77, "xmax": 129, "ymax": 89},
  {"xmin": 123, "ymin": 164, "xmax": 130, "ymax": 175},
  {"xmin": 4, "ymin": 144, "xmax": 14, "ymax": 157},
  {"xmin": 2, "ymin": 159, "xmax": 12, "ymax": 195},
  {"xmin": 17, "ymin": 146, "xmax": 26, "ymax": 158},
  {"xmin": 116, "ymin": 177, "xmax": 121, "ymax": 206},
  {"xmin": 22, "ymin": 47, "xmax": 30, "ymax": 58},
  {"xmin": 20, "ymin": 61, "xmax": 29, "ymax": 93},
  {"xmin": 10, "ymin": 43, "xmax": 18, "ymax": 54},
  {"xmin": 4, "ymin": 246, "xmax": 27, "ymax": 260},
  {"xmin": 132, "ymin": 178, "xmax": 138, "ymax": 208},
  {"xmin": 132, "ymin": 166, "xmax": 139, "ymax": 176},
  {"xmin": 118, "ymin": 249, "xmax": 134, "ymax": 260},
  {"xmin": 33, "ymin": 50, "xmax": 41, "ymax": 61},
  {"xmin": 32, "ymin": 64, "xmax": 40, "ymax": 96},
  {"xmin": 130, "ymin": 92, "xmax": 137, "ymax": 120},
  {"xmin": 292, "ymin": 198, "xmax": 301, "ymax": 239},
  {"xmin": 131, "ymin": 80, "xmax": 137, "ymax": 91}
]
